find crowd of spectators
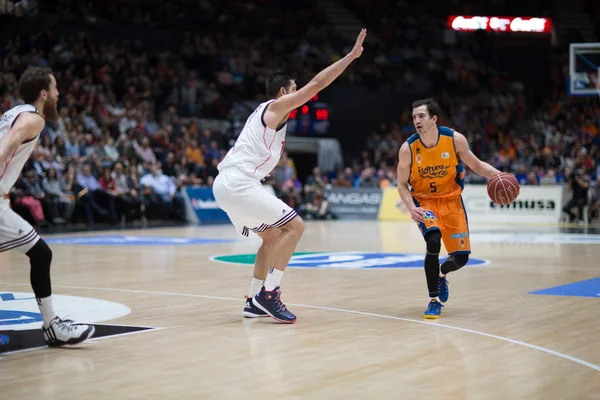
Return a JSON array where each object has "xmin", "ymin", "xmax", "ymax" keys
[
  {"xmin": 1, "ymin": 0, "xmax": 599, "ymax": 227},
  {"xmin": 0, "ymin": 0, "xmax": 358, "ymax": 229}
]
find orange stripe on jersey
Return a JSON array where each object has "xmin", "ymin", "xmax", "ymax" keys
[{"xmin": 407, "ymin": 126, "xmax": 465, "ymax": 199}]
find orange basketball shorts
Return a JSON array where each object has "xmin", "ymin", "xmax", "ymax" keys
[{"xmin": 412, "ymin": 195, "xmax": 470, "ymax": 255}]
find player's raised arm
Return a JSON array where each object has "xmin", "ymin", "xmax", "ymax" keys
[
  {"xmin": 454, "ymin": 132, "xmax": 501, "ymax": 180},
  {"xmin": 264, "ymin": 29, "xmax": 366, "ymax": 127},
  {"xmin": 397, "ymin": 142, "xmax": 425, "ymax": 223},
  {"xmin": 0, "ymin": 112, "xmax": 44, "ymax": 163}
]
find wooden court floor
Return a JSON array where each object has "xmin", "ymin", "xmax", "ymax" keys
[{"xmin": 1, "ymin": 220, "xmax": 599, "ymax": 399}]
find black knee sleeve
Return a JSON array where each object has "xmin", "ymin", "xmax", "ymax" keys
[
  {"xmin": 453, "ymin": 254, "xmax": 469, "ymax": 267},
  {"xmin": 424, "ymin": 231, "xmax": 442, "ymax": 297},
  {"xmin": 26, "ymin": 239, "xmax": 52, "ymax": 299},
  {"xmin": 440, "ymin": 253, "xmax": 469, "ymax": 275},
  {"xmin": 425, "ymin": 230, "xmax": 441, "ymax": 255}
]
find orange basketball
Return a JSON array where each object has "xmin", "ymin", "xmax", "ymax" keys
[{"xmin": 487, "ymin": 173, "xmax": 520, "ymax": 205}]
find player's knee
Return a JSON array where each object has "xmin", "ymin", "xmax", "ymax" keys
[
  {"xmin": 453, "ymin": 254, "xmax": 469, "ymax": 267},
  {"xmin": 425, "ymin": 230, "xmax": 441, "ymax": 254},
  {"xmin": 260, "ymin": 228, "xmax": 281, "ymax": 245},
  {"xmin": 26, "ymin": 239, "xmax": 52, "ymax": 264},
  {"xmin": 282, "ymin": 215, "xmax": 304, "ymax": 238}
]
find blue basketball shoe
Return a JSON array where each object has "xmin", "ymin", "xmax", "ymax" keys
[
  {"xmin": 438, "ymin": 276, "xmax": 449, "ymax": 303},
  {"xmin": 243, "ymin": 296, "xmax": 268, "ymax": 318},
  {"xmin": 423, "ymin": 299, "xmax": 443, "ymax": 319},
  {"xmin": 252, "ymin": 287, "xmax": 296, "ymax": 323}
]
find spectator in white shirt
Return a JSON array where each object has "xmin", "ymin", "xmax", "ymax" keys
[{"xmin": 140, "ymin": 164, "xmax": 185, "ymax": 221}]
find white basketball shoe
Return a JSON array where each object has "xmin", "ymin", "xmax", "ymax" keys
[{"xmin": 42, "ymin": 316, "xmax": 95, "ymax": 347}]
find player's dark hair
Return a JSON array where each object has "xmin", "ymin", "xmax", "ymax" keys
[
  {"xmin": 18, "ymin": 67, "xmax": 53, "ymax": 104},
  {"xmin": 412, "ymin": 98, "xmax": 441, "ymax": 119},
  {"xmin": 265, "ymin": 72, "xmax": 293, "ymax": 99}
]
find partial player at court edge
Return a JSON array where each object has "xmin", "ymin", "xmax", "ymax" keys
[
  {"xmin": 396, "ymin": 98, "xmax": 516, "ymax": 319},
  {"xmin": 213, "ymin": 29, "xmax": 367, "ymax": 323},
  {"xmin": 0, "ymin": 67, "xmax": 95, "ymax": 345}
]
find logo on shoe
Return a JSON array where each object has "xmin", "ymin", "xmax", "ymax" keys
[{"xmin": 211, "ymin": 252, "xmax": 490, "ymax": 269}]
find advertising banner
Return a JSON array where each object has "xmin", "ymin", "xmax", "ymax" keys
[
  {"xmin": 185, "ymin": 187, "xmax": 229, "ymax": 224},
  {"xmin": 448, "ymin": 15, "xmax": 552, "ymax": 33},
  {"xmin": 323, "ymin": 188, "xmax": 382, "ymax": 219},
  {"xmin": 378, "ymin": 187, "xmax": 411, "ymax": 221},
  {"xmin": 460, "ymin": 184, "xmax": 564, "ymax": 223},
  {"xmin": 377, "ymin": 185, "xmax": 564, "ymax": 224}
]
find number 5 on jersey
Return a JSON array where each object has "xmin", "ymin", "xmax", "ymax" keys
[{"xmin": 430, "ymin": 182, "xmax": 436, "ymax": 193}]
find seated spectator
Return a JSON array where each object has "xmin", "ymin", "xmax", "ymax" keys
[
  {"xmin": 42, "ymin": 168, "xmax": 75, "ymax": 223},
  {"xmin": 333, "ymin": 168, "xmax": 355, "ymax": 188},
  {"xmin": 357, "ymin": 167, "xmax": 378, "ymax": 188},
  {"xmin": 540, "ymin": 169, "xmax": 557, "ymax": 185},
  {"xmin": 111, "ymin": 162, "xmax": 145, "ymax": 223},
  {"xmin": 133, "ymin": 137, "xmax": 157, "ymax": 168},
  {"xmin": 98, "ymin": 167, "xmax": 119, "ymax": 224},
  {"xmin": 13, "ymin": 170, "xmax": 46, "ymax": 225},
  {"xmin": 299, "ymin": 190, "xmax": 334, "ymax": 220},
  {"xmin": 76, "ymin": 163, "xmax": 112, "ymax": 226},
  {"xmin": 140, "ymin": 164, "xmax": 185, "ymax": 221},
  {"xmin": 304, "ymin": 167, "xmax": 327, "ymax": 202}
]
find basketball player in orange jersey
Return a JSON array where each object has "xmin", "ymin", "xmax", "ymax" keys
[{"xmin": 396, "ymin": 98, "xmax": 502, "ymax": 319}]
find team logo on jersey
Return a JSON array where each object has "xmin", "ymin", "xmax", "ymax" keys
[
  {"xmin": 459, "ymin": 238, "xmax": 466, "ymax": 247},
  {"xmin": 424, "ymin": 210, "xmax": 437, "ymax": 220},
  {"xmin": 417, "ymin": 164, "xmax": 450, "ymax": 179},
  {"xmin": 416, "ymin": 155, "xmax": 423, "ymax": 164},
  {"xmin": 210, "ymin": 251, "xmax": 489, "ymax": 269},
  {"xmin": 441, "ymin": 152, "xmax": 450, "ymax": 159}
]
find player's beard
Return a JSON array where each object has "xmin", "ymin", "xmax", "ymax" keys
[{"xmin": 43, "ymin": 96, "xmax": 58, "ymax": 122}]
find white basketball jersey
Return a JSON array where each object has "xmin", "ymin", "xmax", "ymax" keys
[
  {"xmin": 218, "ymin": 100, "xmax": 287, "ymax": 181},
  {"xmin": 0, "ymin": 104, "xmax": 42, "ymax": 194}
]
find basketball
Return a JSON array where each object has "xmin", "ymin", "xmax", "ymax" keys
[{"xmin": 487, "ymin": 173, "xmax": 520, "ymax": 205}]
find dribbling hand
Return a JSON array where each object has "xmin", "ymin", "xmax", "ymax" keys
[
  {"xmin": 409, "ymin": 206, "xmax": 427, "ymax": 223},
  {"xmin": 349, "ymin": 29, "xmax": 367, "ymax": 59}
]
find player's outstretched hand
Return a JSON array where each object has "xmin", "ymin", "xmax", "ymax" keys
[
  {"xmin": 410, "ymin": 206, "xmax": 427, "ymax": 223},
  {"xmin": 349, "ymin": 29, "xmax": 367, "ymax": 59}
]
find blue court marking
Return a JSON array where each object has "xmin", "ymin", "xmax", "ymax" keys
[
  {"xmin": 45, "ymin": 235, "xmax": 236, "ymax": 246},
  {"xmin": 0, "ymin": 310, "xmax": 43, "ymax": 326},
  {"xmin": 529, "ymin": 277, "xmax": 600, "ymax": 299}
]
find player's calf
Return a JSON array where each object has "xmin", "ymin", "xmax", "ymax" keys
[
  {"xmin": 424, "ymin": 231, "xmax": 442, "ymax": 298},
  {"xmin": 26, "ymin": 239, "xmax": 95, "ymax": 346},
  {"xmin": 438, "ymin": 254, "xmax": 468, "ymax": 303},
  {"xmin": 440, "ymin": 254, "xmax": 469, "ymax": 275}
]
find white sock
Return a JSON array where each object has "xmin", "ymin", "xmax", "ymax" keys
[
  {"xmin": 250, "ymin": 278, "xmax": 263, "ymax": 297},
  {"xmin": 439, "ymin": 273, "xmax": 445, "ymax": 278},
  {"xmin": 264, "ymin": 267, "xmax": 283, "ymax": 291},
  {"xmin": 37, "ymin": 296, "xmax": 57, "ymax": 327},
  {"xmin": 431, "ymin": 297, "xmax": 440, "ymax": 303}
]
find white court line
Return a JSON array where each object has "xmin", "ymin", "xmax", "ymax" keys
[
  {"xmin": 0, "ymin": 324, "xmax": 163, "ymax": 359},
  {"xmin": 1, "ymin": 282, "xmax": 599, "ymax": 372}
]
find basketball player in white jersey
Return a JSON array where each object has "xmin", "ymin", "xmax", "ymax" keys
[
  {"xmin": 213, "ymin": 29, "xmax": 367, "ymax": 323},
  {"xmin": 0, "ymin": 67, "xmax": 95, "ymax": 346}
]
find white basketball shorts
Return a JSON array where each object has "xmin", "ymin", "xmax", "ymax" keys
[
  {"xmin": 0, "ymin": 200, "xmax": 40, "ymax": 253},
  {"xmin": 213, "ymin": 169, "xmax": 297, "ymax": 237}
]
